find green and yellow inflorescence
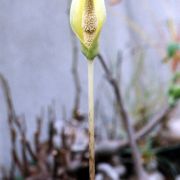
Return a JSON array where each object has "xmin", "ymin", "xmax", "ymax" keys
[{"xmin": 70, "ymin": 0, "xmax": 106, "ymax": 60}]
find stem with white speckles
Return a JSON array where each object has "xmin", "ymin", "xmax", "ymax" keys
[{"xmin": 88, "ymin": 60, "xmax": 95, "ymax": 180}]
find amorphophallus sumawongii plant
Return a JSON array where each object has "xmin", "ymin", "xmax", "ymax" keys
[{"xmin": 70, "ymin": 0, "xmax": 106, "ymax": 179}]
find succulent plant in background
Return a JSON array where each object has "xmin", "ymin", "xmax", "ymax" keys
[
  {"xmin": 168, "ymin": 72, "xmax": 180, "ymax": 106},
  {"xmin": 70, "ymin": 0, "xmax": 106, "ymax": 179},
  {"xmin": 166, "ymin": 42, "xmax": 180, "ymax": 71}
]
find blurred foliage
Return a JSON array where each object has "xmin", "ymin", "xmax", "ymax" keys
[
  {"xmin": 168, "ymin": 72, "xmax": 180, "ymax": 106},
  {"xmin": 124, "ymin": 49, "xmax": 165, "ymax": 129},
  {"xmin": 167, "ymin": 43, "xmax": 180, "ymax": 58}
]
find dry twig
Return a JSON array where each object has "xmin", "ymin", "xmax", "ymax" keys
[{"xmin": 98, "ymin": 53, "xmax": 152, "ymax": 179}]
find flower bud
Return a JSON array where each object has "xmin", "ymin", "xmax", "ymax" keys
[{"xmin": 70, "ymin": 0, "xmax": 106, "ymax": 60}]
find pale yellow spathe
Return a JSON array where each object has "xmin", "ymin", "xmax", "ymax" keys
[{"xmin": 70, "ymin": 0, "xmax": 106, "ymax": 60}]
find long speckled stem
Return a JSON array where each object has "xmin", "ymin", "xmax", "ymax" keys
[{"xmin": 88, "ymin": 60, "xmax": 95, "ymax": 180}]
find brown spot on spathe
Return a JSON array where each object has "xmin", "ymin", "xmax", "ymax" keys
[{"xmin": 82, "ymin": 0, "xmax": 98, "ymax": 48}]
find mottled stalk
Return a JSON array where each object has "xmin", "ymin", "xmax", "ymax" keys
[{"xmin": 88, "ymin": 60, "xmax": 95, "ymax": 180}]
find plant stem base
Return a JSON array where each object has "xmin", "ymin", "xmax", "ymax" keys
[{"xmin": 88, "ymin": 60, "xmax": 95, "ymax": 180}]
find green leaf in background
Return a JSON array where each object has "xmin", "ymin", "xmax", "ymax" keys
[
  {"xmin": 167, "ymin": 42, "xmax": 180, "ymax": 58},
  {"xmin": 168, "ymin": 72, "xmax": 180, "ymax": 106}
]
